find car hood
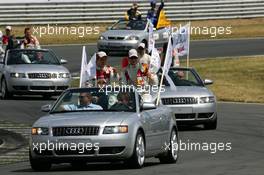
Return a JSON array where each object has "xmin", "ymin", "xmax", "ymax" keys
[
  {"xmin": 101, "ymin": 30, "xmax": 145, "ymax": 38},
  {"xmin": 34, "ymin": 112, "xmax": 136, "ymax": 127},
  {"xmin": 8, "ymin": 64, "xmax": 69, "ymax": 73},
  {"xmin": 161, "ymin": 86, "xmax": 214, "ymax": 98}
]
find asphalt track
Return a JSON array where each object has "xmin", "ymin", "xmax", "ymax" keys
[
  {"xmin": 0, "ymin": 102, "xmax": 263, "ymax": 174},
  {"xmin": 43, "ymin": 38, "xmax": 264, "ymax": 73},
  {"xmin": 0, "ymin": 38, "xmax": 263, "ymax": 174}
]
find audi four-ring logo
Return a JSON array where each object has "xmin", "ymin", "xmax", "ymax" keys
[{"xmin": 66, "ymin": 128, "xmax": 84, "ymax": 135}]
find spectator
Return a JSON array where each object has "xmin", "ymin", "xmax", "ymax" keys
[{"xmin": 126, "ymin": 3, "xmax": 142, "ymax": 20}]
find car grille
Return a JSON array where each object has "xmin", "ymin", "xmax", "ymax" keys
[
  {"xmin": 175, "ymin": 113, "xmax": 196, "ymax": 119},
  {"xmin": 108, "ymin": 36, "xmax": 125, "ymax": 40},
  {"xmin": 52, "ymin": 126, "xmax": 100, "ymax": 136},
  {"xmin": 198, "ymin": 113, "xmax": 214, "ymax": 119},
  {"xmin": 28, "ymin": 73, "xmax": 53, "ymax": 79},
  {"xmin": 162, "ymin": 97, "xmax": 198, "ymax": 105},
  {"xmin": 30, "ymin": 86, "xmax": 55, "ymax": 90}
]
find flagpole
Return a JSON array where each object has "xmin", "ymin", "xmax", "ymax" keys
[
  {"xmin": 187, "ymin": 21, "xmax": 191, "ymax": 68},
  {"xmin": 79, "ymin": 46, "xmax": 85, "ymax": 88}
]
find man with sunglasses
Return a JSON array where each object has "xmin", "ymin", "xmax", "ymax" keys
[{"xmin": 63, "ymin": 92, "xmax": 103, "ymax": 111}]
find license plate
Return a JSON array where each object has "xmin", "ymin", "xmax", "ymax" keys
[
  {"xmin": 32, "ymin": 81, "xmax": 53, "ymax": 86},
  {"xmin": 174, "ymin": 107, "xmax": 193, "ymax": 114}
]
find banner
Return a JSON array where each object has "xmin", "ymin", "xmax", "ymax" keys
[{"xmin": 172, "ymin": 23, "xmax": 190, "ymax": 57}]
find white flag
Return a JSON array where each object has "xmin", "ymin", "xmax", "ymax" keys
[
  {"xmin": 172, "ymin": 23, "xmax": 190, "ymax": 56},
  {"xmin": 79, "ymin": 46, "xmax": 96, "ymax": 88},
  {"xmin": 148, "ymin": 19, "xmax": 155, "ymax": 53},
  {"xmin": 86, "ymin": 53, "xmax": 96, "ymax": 80},
  {"xmin": 162, "ymin": 36, "xmax": 177, "ymax": 90},
  {"xmin": 150, "ymin": 47, "xmax": 160, "ymax": 73}
]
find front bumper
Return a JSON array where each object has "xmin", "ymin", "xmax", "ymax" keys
[
  {"xmin": 29, "ymin": 133, "xmax": 134, "ymax": 162},
  {"xmin": 7, "ymin": 77, "xmax": 71, "ymax": 95},
  {"xmin": 166, "ymin": 103, "xmax": 217, "ymax": 124},
  {"xmin": 97, "ymin": 40, "xmax": 140, "ymax": 52}
]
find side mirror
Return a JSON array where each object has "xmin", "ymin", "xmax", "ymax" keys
[
  {"xmin": 41, "ymin": 104, "xmax": 52, "ymax": 112},
  {"xmin": 204, "ymin": 79, "xmax": 213, "ymax": 85},
  {"xmin": 60, "ymin": 59, "xmax": 67, "ymax": 64},
  {"xmin": 142, "ymin": 102, "xmax": 156, "ymax": 110}
]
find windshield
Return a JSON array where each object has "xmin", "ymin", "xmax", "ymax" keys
[
  {"xmin": 111, "ymin": 20, "xmax": 147, "ymax": 30},
  {"xmin": 162, "ymin": 69, "xmax": 203, "ymax": 86},
  {"xmin": 7, "ymin": 50, "xmax": 60, "ymax": 65},
  {"xmin": 50, "ymin": 88, "xmax": 137, "ymax": 113}
]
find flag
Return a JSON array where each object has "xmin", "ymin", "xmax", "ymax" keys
[
  {"xmin": 148, "ymin": 19, "xmax": 155, "ymax": 53},
  {"xmin": 150, "ymin": 47, "xmax": 160, "ymax": 73},
  {"xmin": 156, "ymin": 9, "xmax": 171, "ymax": 29},
  {"xmin": 172, "ymin": 23, "xmax": 190, "ymax": 57},
  {"xmin": 79, "ymin": 46, "xmax": 96, "ymax": 87},
  {"xmin": 162, "ymin": 35, "xmax": 177, "ymax": 90}
]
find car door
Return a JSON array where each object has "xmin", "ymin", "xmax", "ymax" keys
[
  {"xmin": 156, "ymin": 104, "xmax": 171, "ymax": 148},
  {"xmin": 140, "ymin": 109, "xmax": 163, "ymax": 154}
]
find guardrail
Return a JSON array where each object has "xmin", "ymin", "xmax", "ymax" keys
[{"xmin": 0, "ymin": 0, "xmax": 264, "ymax": 25}]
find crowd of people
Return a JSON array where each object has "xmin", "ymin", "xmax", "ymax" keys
[
  {"xmin": 126, "ymin": 0, "xmax": 165, "ymax": 28},
  {"xmin": 0, "ymin": 26, "xmax": 40, "ymax": 55}
]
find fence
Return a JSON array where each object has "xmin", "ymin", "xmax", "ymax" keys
[{"xmin": 0, "ymin": 0, "xmax": 264, "ymax": 25}]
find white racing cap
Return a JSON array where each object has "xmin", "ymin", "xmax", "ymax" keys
[
  {"xmin": 128, "ymin": 49, "xmax": 138, "ymax": 58},
  {"xmin": 97, "ymin": 51, "xmax": 107, "ymax": 58},
  {"xmin": 5, "ymin": 26, "xmax": 12, "ymax": 31},
  {"xmin": 138, "ymin": 43, "xmax": 145, "ymax": 49}
]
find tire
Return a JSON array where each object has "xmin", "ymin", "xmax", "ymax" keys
[
  {"xmin": 29, "ymin": 152, "xmax": 51, "ymax": 171},
  {"xmin": 204, "ymin": 117, "xmax": 217, "ymax": 130},
  {"xmin": 159, "ymin": 128, "xmax": 179, "ymax": 164},
  {"xmin": 125, "ymin": 131, "xmax": 145, "ymax": 169},
  {"xmin": 1, "ymin": 78, "xmax": 12, "ymax": 99}
]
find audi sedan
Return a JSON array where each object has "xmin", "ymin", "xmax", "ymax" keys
[
  {"xmin": 0, "ymin": 49, "xmax": 71, "ymax": 99},
  {"xmin": 160, "ymin": 67, "xmax": 217, "ymax": 130},
  {"xmin": 29, "ymin": 87, "xmax": 178, "ymax": 171}
]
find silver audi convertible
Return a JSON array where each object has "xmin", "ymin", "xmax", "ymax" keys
[
  {"xmin": 161, "ymin": 67, "xmax": 217, "ymax": 129},
  {"xmin": 97, "ymin": 19, "xmax": 169, "ymax": 54},
  {"xmin": 0, "ymin": 49, "xmax": 71, "ymax": 99},
  {"xmin": 29, "ymin": 87, "xmax": 178, "ymax": 171}
]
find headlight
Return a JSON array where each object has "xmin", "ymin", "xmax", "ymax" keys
[
  {"xmin": 31, "ymin": 127, "xmax": 49, "ymax": 135},
  {"xmin": 99, "ymin": 36, "xmax": 106, "ymax": 40},
  {"xmin": 10, "ymin": 73, "xmax": 26, "ymax": 78},
  {"xmin": 103, "ymin": 125, "xmax": 128, "ymax": 134},
  {"xmin": 127, "ymin": 36, "xmax": 139, "ymax": 40},
  {"xmin": 199, "ymin": 96, "xmax": 215, "ymax": 103},
  {"xmin": 59, "ymin": 73, "xmax": 70, "ymax": 78}
]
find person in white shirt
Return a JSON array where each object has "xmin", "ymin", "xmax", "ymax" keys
[{"xmin": 63, "ymin": 92, "xmax": 103, "ymax": 111}]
